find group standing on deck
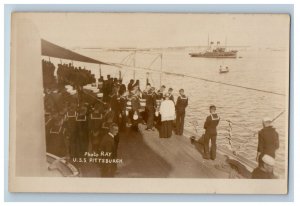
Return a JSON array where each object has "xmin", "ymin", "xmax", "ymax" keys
[{"xmin": 42, "ymin": 59, "xmax": 281, "ymax": 179}]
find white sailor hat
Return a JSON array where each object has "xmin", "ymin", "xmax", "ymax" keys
[
  {"xmin": 263, "ymin": 117, "xmax": 272, "ymax": 123},
  {"xmin": 262, "ymin": 154, "xmax": 275, "ymax": 166},
  {"xmin": 263, "ymin": 117, "xmax": 272, "ymax": 126}
]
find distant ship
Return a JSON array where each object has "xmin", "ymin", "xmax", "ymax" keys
[{"xmin": 189, "ymin": 40, "xmax": 238, "ymax": 58}]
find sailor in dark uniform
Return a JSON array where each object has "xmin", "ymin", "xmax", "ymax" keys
[
  {"xmin": 106, "ymin": 77, "xmax": 114, "ymax": 103},
  {"xmin": 102, "ymin": 77, "xmax": 108, "ymax": 102},
  {"xmin": 103, "ymin": 75, "xmax": 112, "ymax": 103},
  {"xmin": 102, "ymin": 103, "xmax": 115, "ymax": 129},
  {"xmin": 46, "ymin": 109, "xmax": 61, "ymax": 153},
  {"xmin": 175, "ymin": 89, "xmax": 188, "ymax": 135},
  {"xmin": 127, "ymin": 79, "xmax": 134, "ymax": 92},
  {"xmin": 256, "ymin": 117, "xmax": 279, "ymax": 167},
  {"xmin": 156, "ymin": 85, "xmax": 166, "ymax": 100},
  {"xmin": 167, "ymin": 88, "xmax": 175, "ymax": 103},
  {"xmin": 110, "ymin": 88, "xmax": 121, "ymax": 125},
  {"xmin": 76, "ymin": 104, "xmax": 89, "ymax": 156},
  {"xmin": 252, "ymin": 154, "xmax": 276, "ymax": 179},
  {"xmin": 88, "ymin": 103, "xmax": 104, "ymax": 152},
  {"xmin": 98, "ymin": 76, "xmax": 104, "ymax": 93},
  {"xmin": 203, "ymin": 105, "xmax": 220, "ymax": 160},
  {"xmin": 133, "ymin": 80, "xmax": 140, "ymax": 91},
  {"xmin": 119, "ymin": 90, "xmax": 128, "ymax": 131},
  {"xmin": 113, "ymin": 77, "xmax": 119, "ymax": 86},
  {"xmin": 119, "ymin": 79, "xmax": 126, "ymax": 96},
  {"xmin": 145, "ymin": 87, "xmax": 157, "ymax": 131},
  {"xmin": 142, "ymin": 83, "xmax": 152, "ymax": 123},
  {"xmin": 64, "ymin": 102, "xmax": 78, "ymax": 158}
]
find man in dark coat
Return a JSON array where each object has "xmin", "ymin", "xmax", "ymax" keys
[
  {"xmin": 156, "ymin": 85, "xmax": 166, "ymax": 100},
  {"xmin": 98, "ymin": 76, "xmax": 104, "ymax": 93},
  {"xmin": 175, "ymin": 89, "xmax": 188, "ymax": 135},
  {"xmin": 119, "ymin": 91, "xmax": 128, "ymax": 131},
  {"xmin": 256, "ymin": 117, "xmax": 280, "ymax": 166},
  {"xmin": 99, "ymin": 123, "xmax": 119, "ymax": 177},
  {"xmin": 130, "ymin": 87, "xmax": 140, "ymax": 132},
  {"xmin": 102, "ymin": 78, "xmax": 108, "ymax": 102},
  {"xmin": 110, "ymin": 90, "xmax": 121, "ymax": 125},
  {"xmin": 119, "ymin": 79, "xmax": 126, "ymax": 96},
  {"xmin": 127, "ymin": 79, "xmax": 134, "ymax": 92},
  {"xmin": 155, "ymin": 85, "xmax": 166, "ymax": 126},
  {"xmin": 106, "ymin": 78, "xmax": 114, "ymax": 102},
  {"xmin": 203, "ymin": 105, "xmax": 220, "ymax": 160},
  {"xmin": 141, "ymin": 83, "xmax": 151, "ymax": 123},
  {"xmin": 145, "ymin": 87, "xmax": 157, "ymax": 131}
]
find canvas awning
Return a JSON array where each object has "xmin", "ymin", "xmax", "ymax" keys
[{"xmin": 41, "ymin": 39, "xmax": 110, "ymax": 65}]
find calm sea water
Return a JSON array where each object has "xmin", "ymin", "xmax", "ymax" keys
[{"xmin": 55, "ymin": 48, "xmax": 288, "ymax": 177}]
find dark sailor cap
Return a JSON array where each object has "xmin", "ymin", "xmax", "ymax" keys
[{"xmin": 210, "ymin": 105, "xmax": 216, "ymax": 110}]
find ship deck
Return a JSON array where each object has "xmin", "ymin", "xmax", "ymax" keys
[
  {"xmin": 116, "ymin": 124, "xmax": 232, "ymax": 178},
  {"xmin": 67, "ymin": 124, "xmax": 243, "ymax": 178},
  {"xmin": 45, "ymin": 90, "xmax": 253, "ymax": 179}
]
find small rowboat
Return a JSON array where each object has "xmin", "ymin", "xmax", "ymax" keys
[{"xmin": 219, "ymin": 66, "xmax": 229, "ymax": 74}]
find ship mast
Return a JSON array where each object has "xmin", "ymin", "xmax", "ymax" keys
[
  {"xmin": 207, "ymin": 34, "xmax": 209, "ymax": 47},
  {"xmin": 207, "ymin": 34, "xmax": 210, "ymax": 50}
]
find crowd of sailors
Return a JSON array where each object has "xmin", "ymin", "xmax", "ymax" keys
[{"xmin": 43, "ymin": 60, "xmax": 280, "ymax": 179}]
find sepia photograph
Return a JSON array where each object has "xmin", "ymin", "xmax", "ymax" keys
[{"xmin": 9, "ymin": 12, "xmax": 290, "ymax": 194}]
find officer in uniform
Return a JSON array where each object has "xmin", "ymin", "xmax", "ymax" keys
[
  {"xmin": 175, "ymin": 89, "xmax": 188, "ymax": 135},
  {"xmin": 98, "ymin": 123, "xmax": 119, "ymax": 177},
  {"xmin": 145, "ymin": 87, "xmax": 157, "ymax": 131},
  {"xmin": 102, "ymin": 104, "xmax": 115, "ymax": 128},
  {"xmin": 203, "ymin": 105, "xmax": 220, "ymax": 160}
]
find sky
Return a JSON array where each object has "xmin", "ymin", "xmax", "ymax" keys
[{"xmin": 15, "ymin": 13, "xmax": 290, "ymax": 49}]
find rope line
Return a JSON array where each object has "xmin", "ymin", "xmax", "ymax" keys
[
  {"xmin": 223, "ymin": 119, "xmax": 257, "ymax": 134},
  {"xmin": 111, "ymin": 63, "xmax": 285, "ymax": 97},
  {"xmin": 226, "ymin": 121, "xmax": 237, "ymax": 155},
  {"xmin": 223, "ymin": 110, "xmax": 285, "ymax": 135},
  {"xmin": 190, "ymin": 110, "xmax": 285, "ymax": 154},
  {"xmin": 180, "ymin": 73, "xmax": 285, "ymax": 96}
]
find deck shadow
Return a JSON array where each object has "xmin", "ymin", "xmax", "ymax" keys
[
  {"xmin": 115, "ymin": 128, "xmax": 173, "ymax": 178},
  {"xmin": 190, "ymin": 136, "xmax": 207, "ymax": 159}
]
